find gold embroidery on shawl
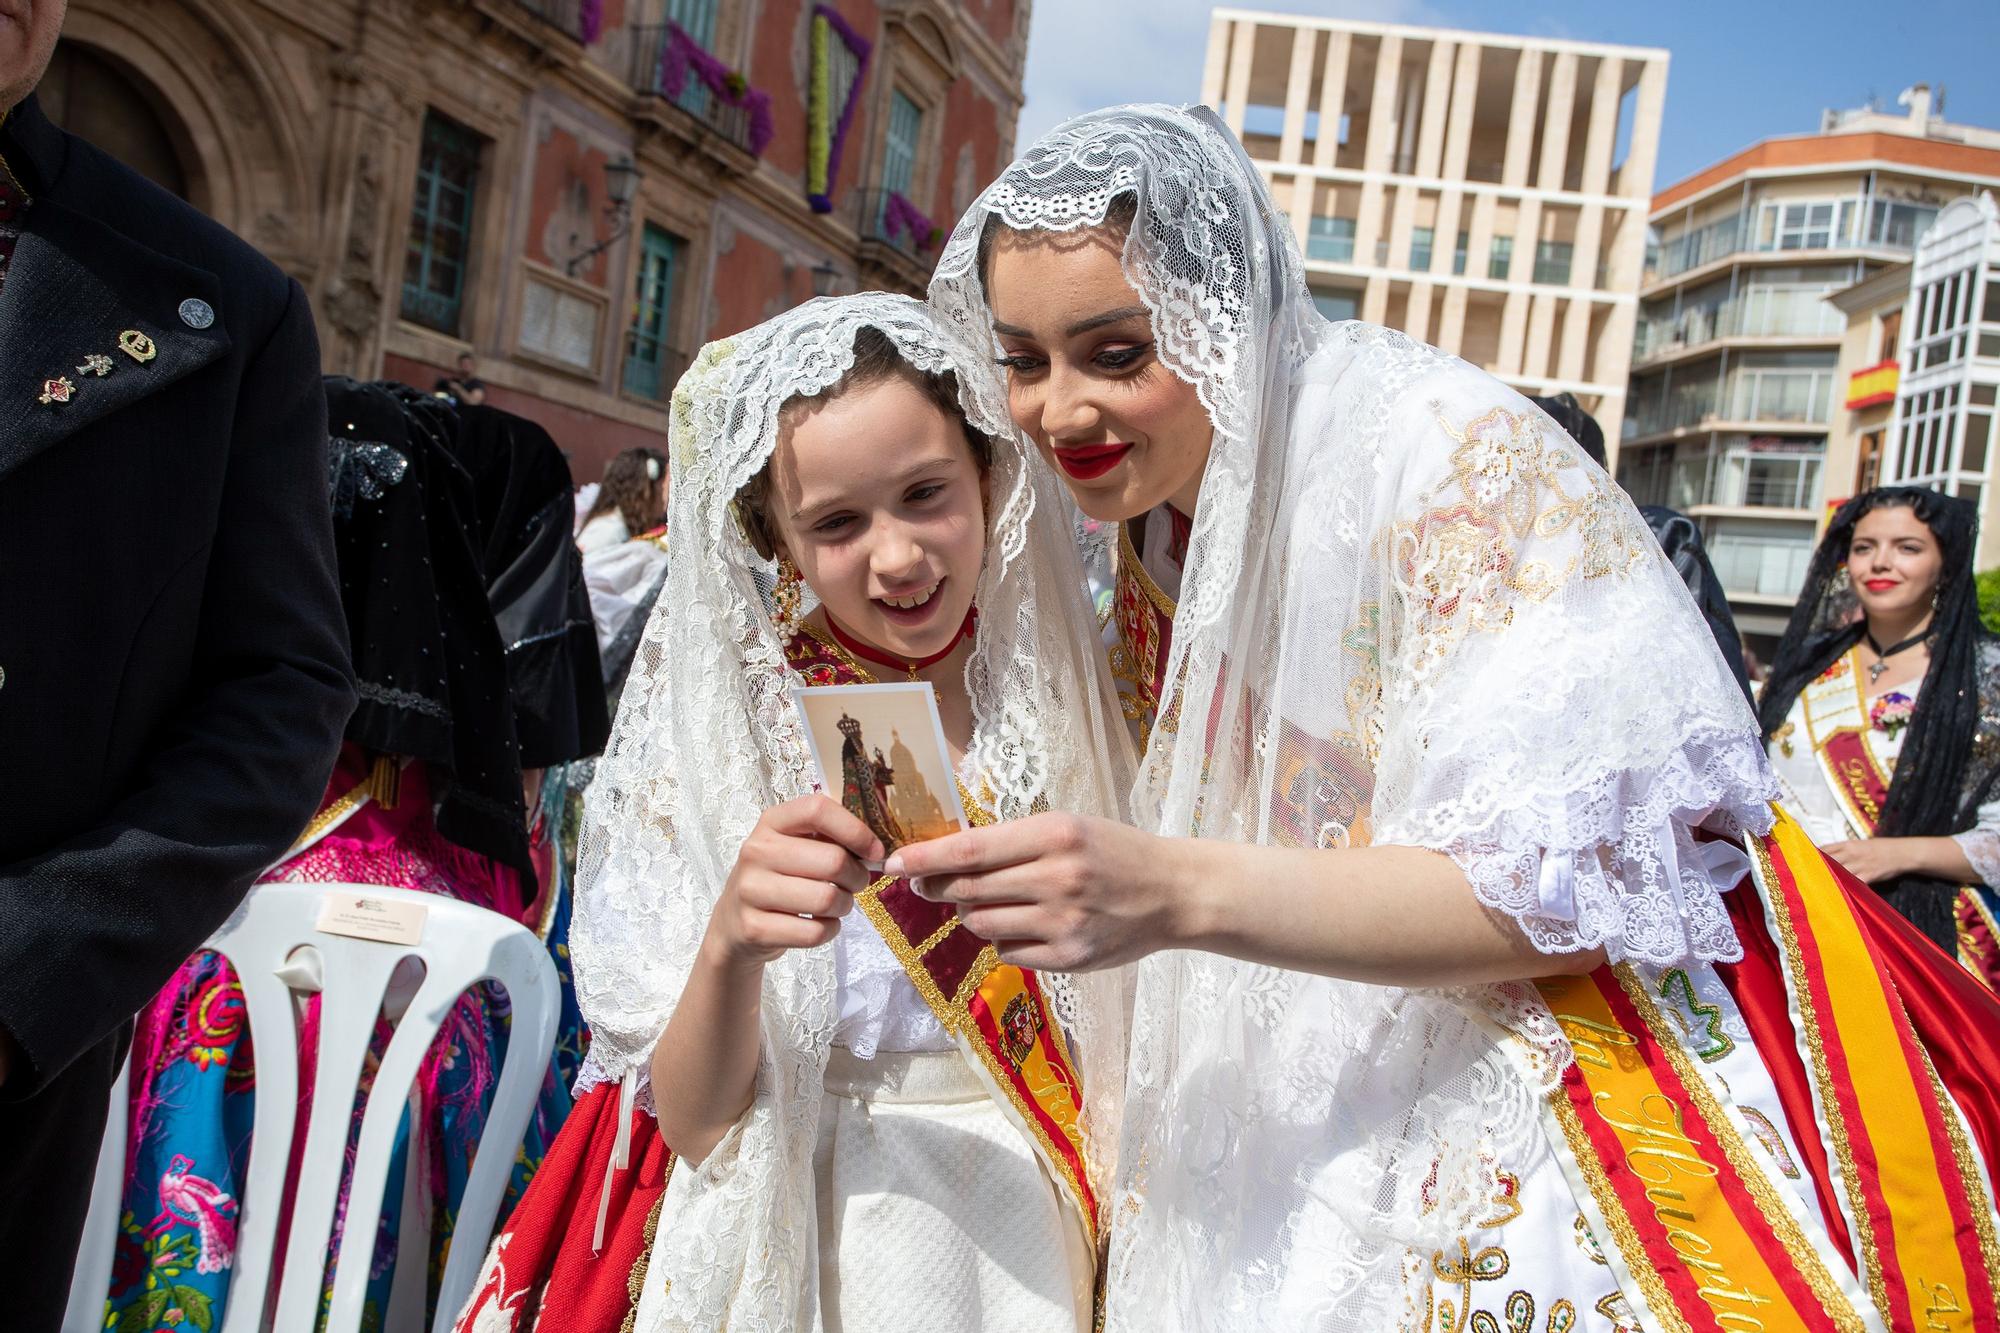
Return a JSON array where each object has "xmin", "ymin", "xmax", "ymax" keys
[{"xmin": 1389, "ymin": 406, "xmax": 1652, "ymax": 685}]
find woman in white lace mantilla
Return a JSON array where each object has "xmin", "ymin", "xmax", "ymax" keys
[
  {"xmin": 458, "ymin": 294, "xmax": 1135, "ymax": 1333},
  {"xmin": 906, "ymin": 106, "xmax": 2000, "ymax": 1332}
]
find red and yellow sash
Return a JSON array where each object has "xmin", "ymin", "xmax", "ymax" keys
[
  {"xmin": 1533, "ymin": 966, "xmax": 1869, "ymax": 1332},
  {"xmin": 1109, "ymin": 521, "xmax": 1175, "ymax": 746},
  {"xmin": 1526, "ymin": 809, "xmax": 2000, "ymax": 1332},
  {"xmin": 853, "ymin": 877, "xmax": 1099, "ymax": 1246},
  {"xmin": 1748, "ymin": 807, "xmax": 2000, "ymax": 1331},
  {"xmin": 784, "ymin": 629, "xmax": 1100, "ymax": 1247}
]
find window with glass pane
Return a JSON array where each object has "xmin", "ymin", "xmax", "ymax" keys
[
  {"xmin": 876, "ymin": 90, "xmax": 923, "ymax": 238},
  {"xmin": 1488, "ymin": 235, "xmax": 1513, "ymax": 280},
  {"xmin": 402, "ymin": 111, "xmax": 482, "ymax": 335},
  {"xmin": 1532, "ymin": 240, "xmax": 1572, "ymax": 285},
  {"xmin": 1306, "ymin": 216, "xmax": 1355, "ymax": 262},
  {"xmin": 1453, "ymin": 230, "xmax": 1468, "ymax": 276},
  {"xmin": 623, "ymin": 225, "xmax": 684, "ymax": 402},
  {"xmin": 664, "ymin": 0, "xmax": 719, "ymax": 116},
  {"xmin": 1769, "ymin": 201, "xmax": 1835, "ymax": 251},
  {"xmin": 1312, "ymin": 289, "xmax": 1358, "ymax": 322},
  {"xmin": 1409, "ymin": 226, "xmax": 1434, "ymax": 272}
]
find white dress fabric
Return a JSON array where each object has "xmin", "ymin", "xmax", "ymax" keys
[
  {"xmin": 566, "ymin": 294, "xmax": 1136, "ymax": 1332},
  {"xmin": 581, "ymin": 532, "xmax": 669, "ymax": 658},
  {"xmin": 810, "ymin": 1048, "xmax": 1093, "ymax": 1333},
  {"xmin": 1770, "ymin": 659, "xmax": 2000, "ymax": 883},
  {"xmin": 933, "ymin": 105, "xmax": 1786, "ymax": 1330},
  {"xmin": 575, "ymin": 509, "xmax": 630, "ymax": 554}
]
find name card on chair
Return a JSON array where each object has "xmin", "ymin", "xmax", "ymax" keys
[{"xmin": 316, "ymin": 893, "xmax": 428, "ymax": 946}]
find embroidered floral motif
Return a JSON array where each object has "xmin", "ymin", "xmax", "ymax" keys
[
  {"xmin": 1390, "ymin": 406, "xmax": 1651, "ymax": 690},
  {"xmin": 183, "ymin": 973, "xmax": 246, "ymax": 1071},
  {"xmin": 1869, "ymin": 690, "xmax": 1916, "ymax": 740},
  {"xmin": 1657, "ymin": 967, "xmax": 1735, "ymax": 1062},
  {"xmin": 1739, "ymin": 1106, "xmax": 1804, "ymax": 1181}
]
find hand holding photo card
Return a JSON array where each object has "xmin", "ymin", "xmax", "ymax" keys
[{"xmin": 792, "ymin": 681, "xmax": 970, "ymax": 864}]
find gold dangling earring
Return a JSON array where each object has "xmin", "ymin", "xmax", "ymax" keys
[{"xmin": 773, "ymin": 556, "xmax": 805, "ymax": 637}]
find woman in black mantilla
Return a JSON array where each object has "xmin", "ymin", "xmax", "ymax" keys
[{"xmin": 1759, "ymin": 485, "xmax": 2000, "ymax": 981}]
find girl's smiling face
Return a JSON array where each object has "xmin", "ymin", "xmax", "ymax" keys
[
  {"xmin": 983, "ymin": 224, "xmax": 1213, "ymax": 523},
  {"xmin": 765, "ymin": 372, "xmax": 987, "ymax": 660}
]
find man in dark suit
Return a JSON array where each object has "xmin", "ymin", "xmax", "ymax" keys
[{"xmin": 1, "ymin": 8, "xmax": 354, "ymax": 1317}]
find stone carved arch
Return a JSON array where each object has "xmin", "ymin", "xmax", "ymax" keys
[{"xmin": 60, "ymin": 0, "xmax": 318, "ymax": 277}]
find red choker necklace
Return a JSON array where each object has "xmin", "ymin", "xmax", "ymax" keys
[{"xmin": 824, "ymin": 605, "xmax": 977, "ymax": 679}]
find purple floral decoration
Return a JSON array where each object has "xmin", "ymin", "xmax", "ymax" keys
[
  {"xmin": 883, "ymin": 191, "xmax": 942, "ymax": 252},
  {"xmin": 578, "ymin": 0, "xmax": 602, "ymax": 44},
  {"xmin": 808, "ymin": 5, "xmax": 873, "ymax": 213},
  {"xmin": 658, "ymin": 22, "xmax": 774, "ymax": 157}
]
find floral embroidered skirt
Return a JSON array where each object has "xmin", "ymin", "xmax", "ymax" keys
[{"xmin": 101, "ymin": 752, "xmax": 582, "ymax": 1332}]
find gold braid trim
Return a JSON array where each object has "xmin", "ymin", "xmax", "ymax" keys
[
  {"xmin": 1548, "ymin": 1090, "xmax": 1697, "ymax": 1333},
  {"xmin": 1749, "ymin": 833, "xmax": 1890, "ymax": 1321},
  {"xmin": 1117, "ymin": 521, "xmax": 1179, "ymax": 620},
  {"xmin": 1611, "ymin": 964, "xmax": 1867, "ymax": 1330},
  {"xmin": 618, "ymin": 1181, "xmax": 672, "ymax": 1333},
  {"xmin": 1913, "ymin": 1008, "xmax": 2000, "ymax": 1280},
  {"xmin": 284, "ymin": 756, "xmax": 399, "ymax": 857}
]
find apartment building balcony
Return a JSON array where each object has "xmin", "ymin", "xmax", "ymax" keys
[
  {"xmin": 855, "ymin": 188, "xmax": 939, "ymax": 294},
  {"xmin": 1644, "ymin": 196, "xmax": 1940, "ymax": 292},
  {"xmin": 1631, "ymin": 289, "xmax": 1846, "ymax": 366},
  {"xmin": 1624, "ymin": 366, "xmax": 1836, "ymax": 446},
  {"xmin": 1709, "ymin": 531, "xmax": 1817, "ymax": 603}
]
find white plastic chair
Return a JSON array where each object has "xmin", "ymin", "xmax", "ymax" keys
[{"xmin": 62, "ymin": 880, "xmax": 559, "ymax": 1333}]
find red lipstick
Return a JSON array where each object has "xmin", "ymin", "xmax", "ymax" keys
[
  {"xmin": 1863, "ymin": 578, "xmax": 1899, "ymax": 592},
  {"xmin": 1052, "ymin": 442, "xmax": 1134, "ymax": 480}
]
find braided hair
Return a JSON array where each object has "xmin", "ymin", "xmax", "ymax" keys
[{"xmin": 1758, "ymin": 486, "xmax": 1990, "ymax": 939}]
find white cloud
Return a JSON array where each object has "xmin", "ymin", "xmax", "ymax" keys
[{"xmin": 1017, "ymin": 1, "xmax": 1442, "ymax": 149}]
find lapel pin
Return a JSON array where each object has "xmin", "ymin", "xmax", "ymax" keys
[
  {"xmin": 118, "ymin": 330, "xmax": 158, "ymax": 363},
  {"xmin": 38, "ymin": 376, "xmax": 75, "ymax": 405},
  {"xmin": 179, "ymin": 298, "xmax": 215, "ymax": 330},
  {"xmin": 76, "ymin": 353, "xmax": 113, "ymax": 378}
]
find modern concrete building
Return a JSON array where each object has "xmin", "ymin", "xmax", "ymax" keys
[
  {"xmin": 42, "ymin": 0, "xmax": 1031, "ymax": 477},
  {"xmin": 1618, "ymin": 89, "xmax": 2000, "ymax": 648},
  {"xmin": 1200, "ymin": 8, "xmax": 1669, "ymax": 445}
]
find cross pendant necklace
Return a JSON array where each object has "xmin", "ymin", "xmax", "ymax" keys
[{"xmin": 1864, "ymin": 624, "xmax": 1931, "ymax": 685}]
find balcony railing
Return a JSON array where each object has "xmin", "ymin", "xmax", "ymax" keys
[
  {"xmin": 622, "ymin": 342, "xmax": 693, "ymax": 405},
  {"xmin": 508, "ymin": 0, "xmax": 583, "ymax": 39},
  {"xmin": 1628, "ymin": 370, "xmax": 1834, "ymax": 438},
  {"xmin": 1709, "ymin": 534, "xmax": 1814, "ymax": 600},
  {"xmin": 1633, "ymin": 289, "xmax": 1846, "ymax": 361},
  {"xmin": 629, "ymin": 23, "xmax": 756, "ymax": 155},
  {"xmin": 860, "ymin": 188, "xmax": 940, "ymax": 265},
  {"xmin": 1651, "ymin": 197, "xmax": 1942, "ymax": 282}
]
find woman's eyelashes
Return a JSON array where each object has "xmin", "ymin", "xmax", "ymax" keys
[{"xmin": 995, "ymin": 340, "xmax": 1155, "ymax": 376}]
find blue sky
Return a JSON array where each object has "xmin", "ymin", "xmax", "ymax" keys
[{"xmin": 1020, "ymin": 1, "xmax": 2000, "ymax": 192}]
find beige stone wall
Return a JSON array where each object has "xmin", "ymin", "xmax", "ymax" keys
[{"xmin": 1205, "ymin": 9, "xmax": 1666, "ymax": 455}]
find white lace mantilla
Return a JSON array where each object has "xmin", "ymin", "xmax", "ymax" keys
[
  {"xmin": 932, "ymin": 104, "xmax": 1780, "ymax": 1330},
  {"xmin": 566, "ymin": 295, "xmax": 1135, "ymax": 1331}
]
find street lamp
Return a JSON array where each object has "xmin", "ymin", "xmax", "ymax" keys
[
  {"xmin": 810, "ymin": 260, "xmax": 841, "ymax": 298},
  {"xmin": 565, "ymin": 154, "xmax": 640, "ymax": 277}
]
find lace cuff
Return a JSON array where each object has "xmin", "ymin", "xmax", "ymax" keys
[
  {"xmin": 1954, "ymin": 829, "xmax": 2000, "ymax": 889},
  {"xmin": 1396, "ymin": 731, "xmax": 1776, "ymax": 968}
]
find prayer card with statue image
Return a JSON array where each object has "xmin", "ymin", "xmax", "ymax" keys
[{"xmin": 792, "ymin": 681, "xmax": 970, "ymax": 868}]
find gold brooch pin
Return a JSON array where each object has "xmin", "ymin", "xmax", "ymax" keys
[
  {"xmin": 77, "ymin": 353, "xmax": 113, "ymax": 378},
  {"xmin": 38, "ymin": 376, "xmax": 75, "ymax": 405},
  {"xmin": 118, "ymin": 330, "xmax": 157, "ymax": 363}
]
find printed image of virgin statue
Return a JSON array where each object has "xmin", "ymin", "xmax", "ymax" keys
[{"xmin": 838, "ymin": 712, "xmax": 909, "ymax": 850}]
